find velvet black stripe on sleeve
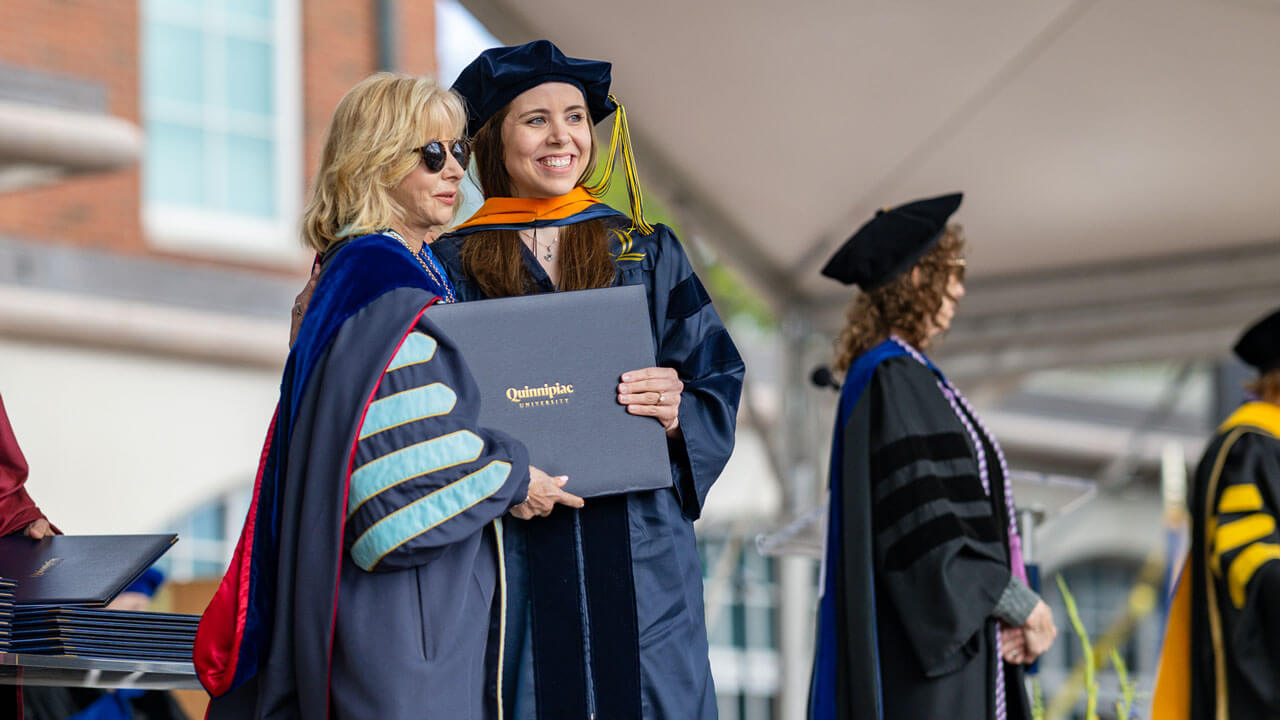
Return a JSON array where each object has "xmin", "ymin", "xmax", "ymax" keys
[
  {"xmin": 871, "ymin": 432, "xmax": 972, "ymax": 482},
  {"xmin": 665, "ymin": 273, "xmax": 712, "ymax": 320},
  {"xmin": 882, "ymin": 513, "xmax": 1002, "ymax": 572},
  {"xmin": 873, "ymin": 474, "xmax": 989, "ymax": 535}
]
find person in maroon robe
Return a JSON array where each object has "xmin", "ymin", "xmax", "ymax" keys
[{"xmin": 0, "ymin": 394, "xmax": 55, "ymax": 538}]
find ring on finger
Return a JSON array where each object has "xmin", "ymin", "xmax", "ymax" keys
[{"xmin": 657, "ymin": 392, "xmax": 665, "ymax": 405}]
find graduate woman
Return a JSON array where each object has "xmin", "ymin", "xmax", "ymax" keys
[
  {"xmin": 432, "ymin": 41, "xmax": 745, "ymax": 720},
  {"xmin": 193, "ymin": 73, "xmax": 579, "ymax": 719},
  {"xmin": 808, "ymin": 194, "xmax": 1056, "ymax": 720}
]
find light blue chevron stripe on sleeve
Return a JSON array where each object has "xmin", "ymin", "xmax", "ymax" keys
[
  {"xmin": 387, "ymin": 332, "xmax": 437, "ymax": 371},
  {"xmin": 348, "ymin": 430, "xmax": 484, "ymax": 516},
  {"xmin": 351, "ymin": 460, "xmax": 512, "ymax": 571},
  {"xmin": 359, "ymin": 383, "xmax": 458, "ymax": 440}
]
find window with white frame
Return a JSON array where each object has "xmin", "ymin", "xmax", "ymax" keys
[
  {"xmin": 141, "ymin": 0, "xmax": 302, "ymax": 261},
  {"xmin": 700, "ymin": 531, "xmax": 781, "ymax": 720}
]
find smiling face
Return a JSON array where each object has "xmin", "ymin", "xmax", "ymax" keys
[
  {"xmin": 388, "ymin": 137, "xmax": 466, "ymax": 232},
  {"xmin": 500, "ymin": 82, "xmax": 594, "ymax": 198}
]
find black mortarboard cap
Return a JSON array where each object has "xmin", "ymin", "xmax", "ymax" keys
[
  {"xmin": 451, "ymin": 40, "xmax": 616, "ymax": 137},
  {"xmin": 1233, "ymin": 307, "xmax": 1280, "ymax": 373},
  {"xmin": 821, "ymin": 193, "xmax": 964, "ymax": 290}
]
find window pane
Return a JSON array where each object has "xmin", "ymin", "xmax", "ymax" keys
[
  {"xmin": 188, "ymin": 503, "xmax": 226, "ymax": 540},
  {"xmin": 708, "ymin": 614, "xmax": 734, "ymax": 647},
  {"xmin": 148, "ymin": 122, "xmax": 206, "ymax": 208},
  {"xmin": 146, "ymin": 22, "xmax": 205, "ymax": 105},
  {"xmin": 716, "ymin": 695, "xmax": 741, "ymax": 720},
  {"xmin": 731, "ymin": 602, "xmax": 747, "ymax": 646},
  {"xmin": 195, "ymin": 559, "xmax": 227, "ymax": 577},
  {"xmin": 745, "ymin": 606, "xmax": 775, "ymax": 649},
  {"xmin": 226, "ymin": 0, "xmax": 273, "ymax": 21},
  {"xmin": 743, "ymin": 695, "xmax": 773, "ymax": 720},
  {"xmin": 145, "ymin": 0, "xmax": 203, "ymax": 15},
  {"xmin": 224, "ymin": 134, "xmax": 276, "ymax": 217},
  {"xmin": 224, "ymin": 37, "xmax": 273, "ymax": 115}
]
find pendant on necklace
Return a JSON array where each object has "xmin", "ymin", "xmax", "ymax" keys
[{"xmin": 543, "ymin": 250, "xmax": 553, "ymax": 262}]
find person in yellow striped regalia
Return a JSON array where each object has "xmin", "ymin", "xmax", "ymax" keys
[{"xmin": 1154, "ymin": 307, "xmax": 1280, "ymax": 719}]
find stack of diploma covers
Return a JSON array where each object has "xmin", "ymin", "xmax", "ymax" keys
[
  {"xmin": 429, "ymin": 285, "xmax": 672, "ymax": 497},
  {"xmin": 0, "ymin": 534, "xmax": 197, "ymax": 662},
  {"xmin": 6, "ymin": 606, "xmax": 198, "ymax": 661},
  {"xmin": 0, "ymin": 577, "xmax": 14, "ymax": 652}
]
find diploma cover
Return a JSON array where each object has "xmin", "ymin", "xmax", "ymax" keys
[
  {"xmin": 0, "ymin": 534, "xmax": 177, "ymax": 605},
  {"xmin": 428, "ymin": 284, "xmax": 673, "ymax": 497}
]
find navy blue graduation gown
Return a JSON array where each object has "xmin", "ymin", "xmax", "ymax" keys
[{"xmin": 433, "ymin": 208, "xmax": 745, "ymax": 720}]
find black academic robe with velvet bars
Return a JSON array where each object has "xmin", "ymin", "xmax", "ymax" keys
[
  {"xmin": 812, "ymin": 344, "xmax": 1029, "ymax": 720},
  {"xmin": 1186, "ymin": 402, "xmax": 1280, "ymax": 719}
]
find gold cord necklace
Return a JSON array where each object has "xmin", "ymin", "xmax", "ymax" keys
[{"xmin": 384, "ymin": 229, "xmax": 455, "ymax": 303}]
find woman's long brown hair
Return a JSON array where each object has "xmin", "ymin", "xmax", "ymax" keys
[{"xmin": 459, "ymin": 105, "xmax": 616, "ymax": 298}]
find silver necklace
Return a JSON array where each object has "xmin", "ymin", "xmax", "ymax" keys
[{"xmin": 524, "ymin": 228, "xmax": 559, "ymax": 262}]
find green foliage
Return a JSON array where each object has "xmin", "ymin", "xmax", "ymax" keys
[
  {"xmin": 1057, "ymin": 574, "xmax": 1098, "ymax": 720},
  {"xmin": 592, "ymin": 154, "xmax": 776, "ymax": 328},
  {"xmin": 1110, "ymin": 647, "xmax": 1136, "ymax": 720},
  {"xmin": 1031, "ymin": 677, "xmax": 1045, "ymax": 720},
  {"xmin": 589, "ymin": 154, "xmax": 681, "ymax": 232},
  {"xmin": 701, "ymin": 262, "xmax": 776, "ymax": 328}
]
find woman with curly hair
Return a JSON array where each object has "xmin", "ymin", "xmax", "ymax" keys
[{"xmin": 808, "ymin": 193, "xmax": 1056, "ymax": 720}]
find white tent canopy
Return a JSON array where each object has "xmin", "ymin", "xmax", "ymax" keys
[{"xmin": 460, "ymin": 0, "xmax": 1280, "ymax": 377}]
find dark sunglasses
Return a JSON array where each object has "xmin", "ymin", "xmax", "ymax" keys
[{"xmin": 416, "ymin": 139, "xmax": 470, "ymax": 173}]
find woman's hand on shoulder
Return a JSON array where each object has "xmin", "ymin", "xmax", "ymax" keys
[
  {"xmin": 618, "ymin": 367, "xmax": 683, "ymax": 437},
  {"xmin": 509, "ymin": 466, "xmax": 584, "ymax": 520},
  {"xmin": 289, "ymin": 264, "xmax": 321, "ymax": 348}
]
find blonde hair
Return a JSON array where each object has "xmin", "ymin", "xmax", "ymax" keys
[
  {"xmin": 832, "ymin": 225, "xmax": 966, "ymax": 374},
  {"xmin": 301, "ymin": 73, "xmax": 467, "ymax": 253}
]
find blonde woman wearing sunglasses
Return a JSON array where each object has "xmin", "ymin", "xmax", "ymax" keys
[{"xmin": 196, "ymin": 73, "xmax": 578, "ymax": 720}]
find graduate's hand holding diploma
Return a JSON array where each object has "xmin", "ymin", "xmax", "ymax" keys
[
  {"xmin": 618, "ymin": 367, "xmax": 683, "ymax": 438},
  {"xmin": 510, "ymin": 466, "xmax": 584, "ymax": 520}
]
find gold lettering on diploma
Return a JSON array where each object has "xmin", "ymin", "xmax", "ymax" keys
[
  {"xmin": 505, "ymin": 382, "xmax": 576, "ymax": 409},
  {"xmin": 31, "ymin": 557, "xmax": 62, "ymax": 577}
]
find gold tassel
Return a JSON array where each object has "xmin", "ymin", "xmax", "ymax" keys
[{"xmin": 586, "ymin": 95, "xmax": 654, "ymax": 236}]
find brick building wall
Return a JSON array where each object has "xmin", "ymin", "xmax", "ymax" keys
[
  {"xmin": 0, "ymin": 0, "xmax": 439, "ymax": 271},
  {"xmin": 301, "ymin": 2, "xmax": 440, "ymax": 180},
  {"xmin": 0, "ymin": 0, "xmax": 142, "ymax": 253}
]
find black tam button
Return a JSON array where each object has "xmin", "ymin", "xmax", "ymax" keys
[{"xmin": 821, "ymin": 193, "xmax": 963, "ymax": 290}]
